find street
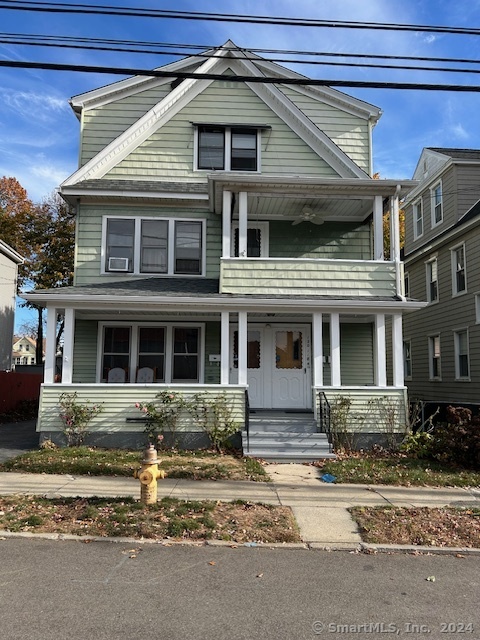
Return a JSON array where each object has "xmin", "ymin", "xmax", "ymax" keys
[{"xmin": 0, "ymin": 538, "xmax": 478, "ymax": 639}]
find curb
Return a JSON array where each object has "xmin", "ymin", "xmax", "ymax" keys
[{"xmin": 1, "ymin": 529, "xmax": 479, "ymax": 555}]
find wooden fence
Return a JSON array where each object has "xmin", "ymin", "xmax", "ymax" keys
[{"xmin": 0, "ymin": 371, "xmax": 43, "ymax": 414}]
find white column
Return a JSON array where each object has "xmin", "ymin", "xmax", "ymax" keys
[
  {"xmin": 312, "ymin": 312, "xmax": 323, "ymax": 387},
  {"xmin": 62, "ymin": 308, "xmax": 75, "ymax": 384},
  {"xmin": 238, "ymin": 191, "xmax": 248, "ymax": 258},
  {"xmin": 44, "ymin": 306, "xmax": 57, "ymax": 384},
  {"xmin": 373, "ymin": 195, "xmax": 384, "ymax": 260},
  {"xmin": 391, "ymin": 189, "xmax": 403, "ymax": 297},
  {"xmin": 374, "ymin": 313, "xmax": 387, "ymax": 387},
  {"xmin": 220, "ymin": 311, "xmax": 230, "ymax": 385},
  {"xmin": 237, "ymin": 311, "xmax": 248, "ymax": 386},
  {"xmin": 330, "ymin": 312, "xmax": 341, "ymax": 386},
  {"xmin": 392, "ymin": 313, "xmax": 404, "ymax": 387},
  {"xmin": 222, "ymin": 190, "xmax": 232, "ymax": 258}
]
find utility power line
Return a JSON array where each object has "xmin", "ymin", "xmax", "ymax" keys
[
  {"xmin": 2, "ymin": 58, "xmax": 480, "ymax": 92},
  {"xmin": 1, "ymin": 1, "xmax": 480, "ymax": 37}
]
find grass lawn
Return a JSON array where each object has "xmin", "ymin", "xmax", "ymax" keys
[
  {"xmin": 0, "ymin": 447, "xmax": 269, "ymax": 482},
  {"xmin": 0, "ymin": 495, "xmax": 299, "ymax": 543},
  {"xmin": 351, "ymin": 506, "xmax": 480, "ymax": 548},
  {"xmin": 316, "ymin": 452, "xmax": 480, "ymax": 487}
]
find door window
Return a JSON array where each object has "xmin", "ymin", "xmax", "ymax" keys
[
  {"xmin": 233, "ymin": 330, "xmax": 261, "ymax": 368},
  {"xmin": 275, "ymin": 331, "xmax": 302, "ymax": 369}
]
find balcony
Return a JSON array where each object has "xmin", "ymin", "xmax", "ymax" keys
[{"xmin": 220, "ymin": 258, "xmax": 397, "ymax": 298}]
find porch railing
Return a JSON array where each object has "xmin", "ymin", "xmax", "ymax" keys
[
  {"xmin": 244, "ymin": 389, "xmax": 250, "ymax": 453},
  {"xmin": 318, "ymin": 391, "xmax": 331, "ymax": 442}
]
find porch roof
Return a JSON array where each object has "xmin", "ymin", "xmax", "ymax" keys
[{"xmin": 22, "ymin": 277, "xmax": 426, "ymax": 313}]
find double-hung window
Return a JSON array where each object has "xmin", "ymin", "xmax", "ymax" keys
[
  {"xmin": 403, "ymin": 340, "xmax": 412, "ymax": 379},
  {"xmin": 454, "ymin": 329, "xmax": 470, "ymax": 380},
  {"xmin": 197, "ymin": 125, "xmax": 259, "ymax": 171},
  {"xmin": 413, "ymin": 198, "xmax": 423, "ymax": 239},
  {"xmin": 431, "ymin": 182, "xmax": 443, "ymax": 226},
  {"xmin": 104, "ymin": 217, "xmax": 204, "ymax": 276},
  {"xmin": 428, "ymin": 335, "xmax": 441, "ymax": 380},
  {"xmin": 426, "ymin": 257, "xmax": 438, "ymax": 303},
  {"xmin": 451, "ymin": 244, "xmax": 466, "ymax": 295}
]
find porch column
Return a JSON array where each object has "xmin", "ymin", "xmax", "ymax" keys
[
  {"xmin": 238, "ymin": 191, "xmax": 248, "ymax": 257},
  {"xmin": 237, "ymin": 311, "xmax": 248, "ymax": 385},
  {"xmin": 44, "ymin": 306, "xmax": 57, "ymax": 384},
  {"xmin": 62, "ymin": 308, "xmax": 75, "ymax": 384},
  {"xmin": 220, "ymin": 311, "xmax": 230, "ymax": 385},
  {"xmin": 392, "ymin": 313, "xmax": 404, "ymax": 387},
  {"xmin": 374, "ymin": 313, "xmax": 387, "ymax": 387},
  {"xmin": 312, "ymin": 312, "xmax": 323, "ymax": 387},
  {"xmin": 373, "ymin": 195, "xmax": 384, "ymax": 260},
  {"xmin": 222, "ymin": 190, "xmax": 232, "ymax": 258},
  {"xmin": 330, "ymin": 312, "xmax": 341, "ymax": 386},
  {"xmin": 390, "ymin": 189, "xmax": 402, "ymax": 297}
]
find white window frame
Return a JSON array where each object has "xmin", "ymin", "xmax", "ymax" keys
[
  {"xmin": 403, "ymin": 339, "xmax": 412, "ymax": 380},
  {"xmin": 413, "ymin": 198, "xmax": 423, "ymax": 240},
  {"xmin": 425, "ymin": 256, "xmax": 439, "ymax": 303},
  {"xmin": 231, "ymin": 221, "xmax": 269, "ymax": 257},
  {"xmin": 101, "ymin": 216, "xmax": 206, "ymax": 277},
  {"xmin": 430, "ymin": 181, "xmax": 443, "ymax": 227},
  {"xmin": 475, "ymin": 293, "xmax": 480, "ymax": 324},
  {"xmin": 194, "ymin": 126, "xmax": 261, "ymax": 173},
  {"xmin": 96, "ymin": 322, "xmax": 205, "ymax": 384},
  {"xmin": 428, "ymin": 334, "xmax": 441, "ymax": 381},
  {"xmin": 454, "ymin": 328, "xmax": 470, "ymax": 381},
  {"xmin": 450, "ymin": 242, "xmax": 467, "ymax": 296},
  {"xmin": 404, "ymin": 271, "xmax": 410, "ymax": 298}
]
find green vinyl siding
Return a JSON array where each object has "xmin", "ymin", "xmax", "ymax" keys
[
  {"xmin": 74, "ymin": 204, "xmax": 220, "ymax": 285},
  {"xmin": 277, "ymin": 86, "xmax": 371, "ymax": 173},
  {"xmin": 37, "ymin": 384, "xmax": 246, "ymax": 433},
  {"xmin": 204, "ymin": 321, "xmax": 220, "ymax": 384},
  {"xmin": 80, "ymin": 84, "xmax": 172, "ymax": 165},
  {"xmin": 340, "ymin": 323, "xmax": 374, "ymax": 385},
  {"xmin": 269, "ymin": 221, "xmax": 371, "ymax": 260},
  {"xmin": 105, "ymin": 79, "xmax": 341, "ymax": 181},
  {"xmin": 72, "ymin": 319, "xmax": 98, "ymax": 383}
]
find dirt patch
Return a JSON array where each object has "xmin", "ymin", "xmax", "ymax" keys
[
  {"xmin": 0, "ymin": 495, "xmax": 300, "ymax": 543},
  {"xmin": 351, "ymin": 506, "xmax": 480, "ymax": 548}
]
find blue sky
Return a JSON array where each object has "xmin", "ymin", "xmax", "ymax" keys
[{"xmin": 2, "ymin": 0, "xmax": 480, "ymax": 328}]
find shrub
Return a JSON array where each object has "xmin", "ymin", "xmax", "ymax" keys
[
  {"xmin": 401, "ymin": 431, "xmax": 434, "ymax": 459},
  {"xmin": 135, "ymin": 391, "xmax": 189, "ymax": 445},
  {"xmin": 58, "ymin": 393, "xmax": 103, "ymax": 446},
  {"xmin": 430, "ymin": 406, "xmax": 480, "ymax": 468}
]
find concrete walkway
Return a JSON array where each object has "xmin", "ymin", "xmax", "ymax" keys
[{"xmin": 0, "ymin": 463, "xmax": 479, "ymax": 549}]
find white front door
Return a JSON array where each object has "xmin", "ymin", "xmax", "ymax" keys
[{"xmin": 230, "ymin": 324, "xmax": 311, "ymax": 410}]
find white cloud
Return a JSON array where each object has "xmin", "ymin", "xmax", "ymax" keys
[
  {"xmin": 450, "ymin": 123, "xmax": 469, "ymax": 140},
  {"xmin": 0, "ymin": 89, "xmax": 68, "ymax": 122}
]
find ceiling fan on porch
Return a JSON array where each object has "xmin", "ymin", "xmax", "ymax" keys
[{"xmin": 290, "ymin": 206, "xmax": 326, "ymax": 226}]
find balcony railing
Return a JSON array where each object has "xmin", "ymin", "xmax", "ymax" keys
[{"xmin": 220, "ymin": 258, "xmax": 397, "ymax": 297}]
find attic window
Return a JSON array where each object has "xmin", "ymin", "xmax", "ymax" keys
[{"xmin": 196, "ymin": 125, "xmax": 259, "ymax": 172}]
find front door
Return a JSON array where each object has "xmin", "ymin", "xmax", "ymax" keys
[{"xmin": 230, "ymin": 324, "xmax": 311, "ymax": 410}]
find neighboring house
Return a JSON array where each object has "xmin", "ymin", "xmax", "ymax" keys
[
  {"xmin": 24, "ymin": 41, "xmax": 424, "ymax": 455},
  {"xmin": 403, "ymin": 148, "xmax": 480, "ymax": 407},
  {"xmin": 12, "ymin": 335, "xmax": 38, "ymax": 367},
  {"xmin": 0, "ymin": 240, "xmax": 23, "ymax": 371}
]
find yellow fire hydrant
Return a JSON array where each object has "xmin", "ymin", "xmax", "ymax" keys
[{"xmin": 134, "ymin": 444, "xmax": 165, "ymax": 505}]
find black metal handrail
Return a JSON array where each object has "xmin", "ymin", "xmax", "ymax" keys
[
  {"xmin": 244, "ymin": 389, "xmax": 250, "ymax": 453},
  {"xmin": 318, "ymin": 391, "xmax": 331, "ymax": 442}
]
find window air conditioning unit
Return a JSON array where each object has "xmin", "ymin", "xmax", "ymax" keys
[{"xmin": 108, "ymin": 257, "xmax": 129, "ymax": 272}]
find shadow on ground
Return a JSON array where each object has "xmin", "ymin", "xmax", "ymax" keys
[{"xmin": 0, "ymin": 421, "xmax": 38, "ymax": 463}]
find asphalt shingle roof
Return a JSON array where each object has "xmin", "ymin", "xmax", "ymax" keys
[
  {"xmin": 427, "ymin": 148, "xmax": 480, "ymax": 160},
  {"xmin": 71, "ymin": 179, "xmax": 208, "ymax": 194}
]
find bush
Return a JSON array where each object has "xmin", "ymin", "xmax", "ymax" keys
[
  {"xmin": 430, "ymin": 406, "xmax": 480, "ymax": 468},
  {"xmin": 401, "ymin": 431, "xmax": 434, "ymax": 459}
]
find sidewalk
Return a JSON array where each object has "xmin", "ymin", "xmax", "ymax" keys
[{"xmin": 0, "ymin": 464, "xmax": 479, "ymax": 549}]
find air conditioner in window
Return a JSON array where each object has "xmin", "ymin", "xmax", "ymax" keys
[{"xmin": 108, "ymin": 257, "xmax": 129, "ymax": 272}]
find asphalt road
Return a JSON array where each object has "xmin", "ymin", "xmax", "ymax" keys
[{"xmin": 0, "ymin": 539, "xmax": 479, "ymax": 640}]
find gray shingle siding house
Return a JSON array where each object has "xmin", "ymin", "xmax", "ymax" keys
[
  {"xmin": 403, "ymin": 148, "xmax": 480, "ymax": 406},
  {"xmin": 0, "ymin": 240, "xmax": 23, "ymax": 371},
  {"xmin": 24, "ymin": 42, "xmax": 424, "ymax": 453}
]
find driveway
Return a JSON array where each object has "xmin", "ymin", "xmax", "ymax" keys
[{"xmin": 0, "ymin": 420, "xmax": 38, "ymax": 463}]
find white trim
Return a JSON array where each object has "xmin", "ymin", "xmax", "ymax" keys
[
  {"xmin": 237, "ymin": 312, "xmax": 248, "ymax": 386},
  {"xmin": 392, "ymin": 313, "xmax": 404, "ymax": 388},
  {"xmin": 425, "ymin": 256, "xmax": 439, "ymax": 304},
  {"xmin": 231, "ymin": 221, "xmax": 269, "ymax": 258},
  {"xmin": 62, "ymin": 308, "xmax": 75, "ymax": 384},
  {"xmin": 313, "ymin": 312, "xmax": 323, "ymax": 387},
  {"xmin": 194, "ymin": 125, "xmax": 261, "ymax": 173},
  {"xmin": 238, "ymin": 192, "xmax": 248, "ymax": 258},
  {"xmin": 454, "ymin": 327, "xmax": 470, "ymax": 381},
  {"xmin": 413, "ymin": 197, "xmax": 424, "ymax": 240},
  {"xmin": 220, "ymin": 311, "xmax": 230, "ymax": 385},
  {"xmin": 428, "ymin": 333, "xmax": 442, "ymax": 381},
  {"xmin": 45, "ymin": 307, "xmax": 57, "ymax": 384},
  {"xmin": 330, "ymin": 312, "xmax": 341, "ymax": 386},
  {"xmin": 101, "ymin": 215, "xmax": 206, "ymax": 277},
  {"xmin": 222, "ymin": 190, "xmax": 232, "ymax": 258},
  {"xmin": 450, "ymin": 241, "xmax": 467, "ymax": 296},
  {"xmin": 403, "ymin": 338, "xmax": 412, "ymax": 382},
  {"xmin": 96, "ymin": 321, "xmax": 205, "ymax": 384},
  {"xmin": 374, "ymin": 314, "xmax": 387, "ymax": 387},
  {"xmin": 0, "ymin": 239, "xmax": 24, "ymax": 264},
  {"xmin": 404, "ymin": 271, "xmax": 410, "ymax": 298},
  {"xmin": 373, "ymin": 195, "xmax": 383, "ymax": 260}
]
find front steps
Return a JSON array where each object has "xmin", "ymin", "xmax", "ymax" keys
[{"xmin": 242, "ymin": 411, "xmax": 335, "ymax": 462}]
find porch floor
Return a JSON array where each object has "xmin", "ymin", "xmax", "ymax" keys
[{"xmin": 243, "ymin": 410, "xmax": 335, "ymax": 462}]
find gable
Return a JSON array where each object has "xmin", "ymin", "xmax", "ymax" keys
[
  {"xmin": 105, "ymin": 79, "xmax": 342, "ymax": 181},
  {"xmin": 412, "ymin": 148, "xmax": 450, "ymax": 183}
]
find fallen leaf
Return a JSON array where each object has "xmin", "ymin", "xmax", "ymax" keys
[
  {"xmin": 455, "ymin": 554, "xmax": 466, "ymax": 558},
  {"xmin": 256, "ymin": 573, "xmax": 264, "ymax": 578},
  {"xmin": 208, "ymin": 561, "xmax": 216, "ymax": 566}
]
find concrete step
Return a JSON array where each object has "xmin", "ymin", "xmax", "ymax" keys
[{"xmin": 242, "ymin": 430, "xmax": 335, "ymax": 462}]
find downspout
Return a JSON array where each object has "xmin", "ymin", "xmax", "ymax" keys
[{"xmin": 392, "ymin": 184, "xmax": 406, "ymax": 301}]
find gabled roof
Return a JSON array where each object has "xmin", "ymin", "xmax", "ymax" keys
[
  {"xmin": 426, "ymin": 147, "xmax": 480, "ymax": 160},
  {"xmin": 62, "ymin": 40, "xmax": 379, "ymax": 188}
]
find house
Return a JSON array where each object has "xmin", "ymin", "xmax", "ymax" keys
[
  {"xmin": 403, "ymin": 148, "xmax": 480, "ymax": 408},
  {"xmin": 24, "ymin": 42, "xmax": 425, "ymax": 456},
  {"xmin": 0, "ymin": 240, "xmax": 23, "ymax": 371},
  {"xmin": 12, "ymin": 335, "xmax": 38, "ymax": 367}
]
